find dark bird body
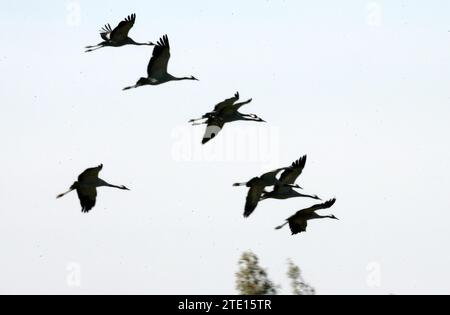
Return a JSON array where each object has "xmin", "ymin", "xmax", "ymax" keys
[
  {"xmin": 190, "ymin": 92, "xmax": 265, "ymax": 145},
  {"xmin": 276, "ymin": 199, "xmax": 338, "ymax": 235},
  {"xmin": 56, "ymin": 164, "xmax": 129, "ymax": 213},
  {"xmin": 123, "ymin": 35, "xmax": 199, "ymax": 90},
  {"xmin": 233, "ymin": 167, "xmax": 300, "ymax": 218},
  {"xmin": 261, "ymin": 156, "xmax": 320, "ymax": 202},
  {"xmin": 85, "ymin": 14, "xmax": 154, "ymax": 52}
]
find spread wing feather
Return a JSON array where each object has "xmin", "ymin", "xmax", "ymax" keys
[
  {"xmin": 298, "ymin": 199, "xmax": 337, "ymax": 215},
  {"xmin": 76, "ymin": 187, "xmax": 97, "ymax": 213},
  {"xmin": 244, "ymin": 184, "xmax": 265, "ymax": 218},
  {"xmin": 110, "ymin": 14, "xmax": 136, "ymax": 42},
  {"xmin": 78, "ymin": 164, "xmax": 103, "ymax": 183},
  {"xmin": 279, "ymin": 156, "xmax": 307, "ymax": 185},
  {"xmin": 214, "ymin": 92, "xmax": 240, "ymax": 112},
  {"xmin": 147, "ymin": 35, "xmax": 171, "ymax": 79}
]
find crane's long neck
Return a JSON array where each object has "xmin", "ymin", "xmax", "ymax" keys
[
  {"xmin": 242, "ymin": 116, "xmax": 259, "ymax": 121},
  {"xmin": 129, "ymin": 38, "xmax": 154, "ymax": 46},
  {"xmin": 311, "ymin": 214, "xmax": 335, "ymax": 221},
  {"xmin": 239, "ymin": 114, "xmax": 265, "ymax": 122},
  {"xmin": 105, "ymin": 183, "xmax": 124, "ymax": 189},
  {"xmin": 292, "ymin": 191, "xmax": 319, "ymax": 200},
  {"xmin": 132, "ymin": 42, "xmax": 153, "ymax": 46},
  {"xmin": 171, "ymin": 75, "xmax": 198, "ymax": 81},
  {"xmin": 174, "ymin": 77, "xmax": 192, "ymax": 81},
  {"xmin": 97, "ymin": 178, "xmax": 128, "ymax": 190}
]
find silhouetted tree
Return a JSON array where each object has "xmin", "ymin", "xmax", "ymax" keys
[
  {"xmin": 287, "ymin": 259, "xmax": 315, "ymax": 295},
  {"xmin": 236, "ymin": 251, "xmax": 278, "ymax": 295}
]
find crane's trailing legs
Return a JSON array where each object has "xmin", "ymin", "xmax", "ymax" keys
[
  {"xmin": 56, "ymin": 188, "xmax": 75, "ymax": 199},
  {"xmin": 85, "ymin": 43, "xmax": 106, "ymax": 53},
  {"xmin": 275, "ymin": 222, "xmax": 289, "ymax": 230}
]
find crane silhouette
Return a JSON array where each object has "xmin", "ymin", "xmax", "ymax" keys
[
  {"xmin": 234, "ymin": 167, "xmax": 300, "ymax": 218},
  {"xmin": 56, "ymin": 164, "xmax": 129, "ymax": 213},
  {"xmin": 189, "ymin": 92, "xmax": 265, "ymax": 144},
  {"xmin": 261, "ymin": 156, "xmax": 321, "ymax": 201},
  {"xmin": 85, "ymin": 14, "xmax": 154, "ymax": 53},
  {"xmin": 123, "ymin": 35, "xmax": 199, "ymax": 90},
  {"xmin": 276, "ymin": 199, "xmax": 338, "ymax": 235}
]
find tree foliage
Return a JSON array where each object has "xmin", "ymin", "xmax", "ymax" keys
[
  {"xmin": 287, "ymin": 259, "xmax": 316, "ymax": 295},
  {"xmin": 236, "ymin": 251, "xmax": 278, "ymax": 295}
]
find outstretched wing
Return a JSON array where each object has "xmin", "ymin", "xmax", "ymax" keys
[
  {"xmin": 100, "ymin": 24, "xmax": 113, "ymax": 41},
  {"xmin": 244, "ymin": 184, "xmax": 265, "ymax": 218},
  {"xmin": 260, "ymin": 168, "xmax": 287, "ymax": 186},
  {"xmin": 288, "ymin": 219, "xmax": 308, "ymax": 235},
  {"xmin": 76, "ymin": 186, "xmax": 97, "ymax": 213},
  {"xmin": 78, "ymin": 164, "xmax": 103, "ymax": 183},
  {"xmin": 298, "ymin": 199, "xmax": 337, "ymax": 215},
  {"xmin": 109, "ymin": 14, "xmax": 136, "ymax": 42},
  {"xmin": 147, "ymin": 35, "xmax": 171, "ymax": 79},
  {"xmin": 202, "ymin": 117, "xmax": 225, "ymax": 145},
  {"xmin": 214, "ymin": 92, "xmax": 240, "ymax": 112},
  {"xmin": 284, "ymin": 199, "xmax": 337, "ymax": 234},
  {"xmin": 279, "ymin": 156, "xmax": 307, "ymax": 185}
]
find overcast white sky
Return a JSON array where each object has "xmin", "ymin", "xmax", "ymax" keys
[{"xmin": 0, "ymin": 0, "xmax": 450, "ymax": 295}]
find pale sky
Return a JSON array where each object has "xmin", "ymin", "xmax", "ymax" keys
[{"xmin": 0, "ymin": 0, "xmax": 450, "ymax": 295}]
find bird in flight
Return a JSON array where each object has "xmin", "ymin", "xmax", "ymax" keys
[
  {"xmin": 189, "ymin": 92, "xmax": 266, "ymax": 144},
  {"xmin": 123, "ymin": 35, "xmax": 199, "ymax": 90},
  {"xmin": 276, "ymin": 199, "xmax": 338, "ymax": 235},
  {"xmin": 56, "ymin": 164, "xmax": 130, "ymax": 213},
  {"xmin": 233, "ymin": 166, "xmax": 301, "ymax": 218},
  {"xmin": 261, "ymin": 156, "xmax": 321, "ymax": 202},
  {"xmin": 85, "ymin": 14, "xmax": 154, "ymax": 52}
]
